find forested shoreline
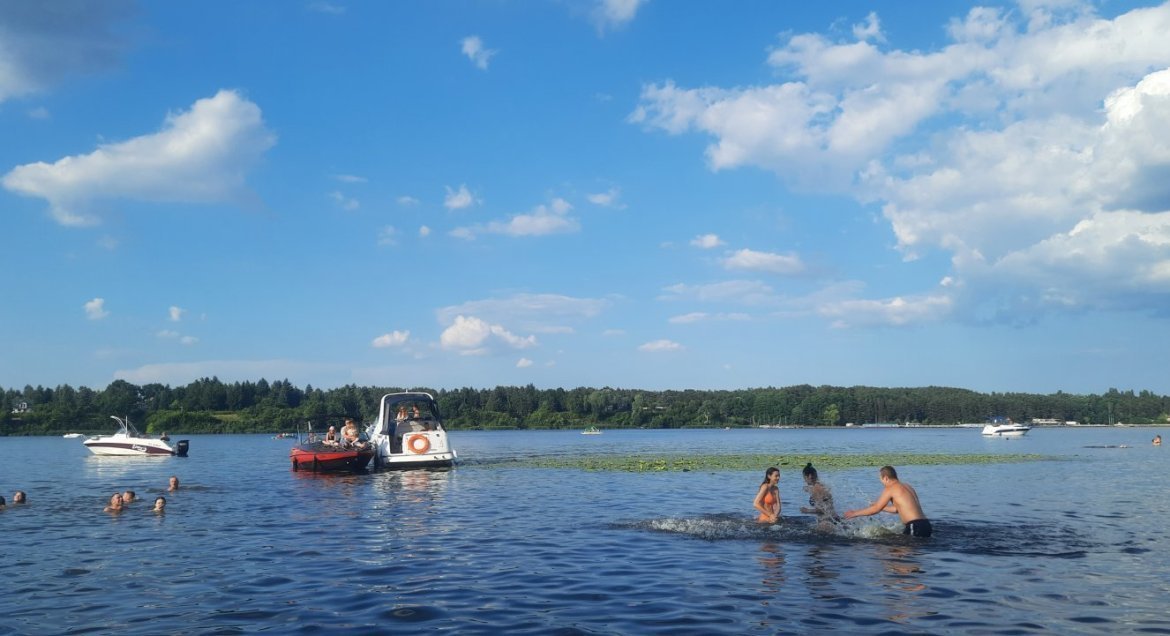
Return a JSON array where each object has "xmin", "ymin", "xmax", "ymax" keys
[{"xmin": 2, "ymin": 378, "xmax": 1168, "ymax": 435}]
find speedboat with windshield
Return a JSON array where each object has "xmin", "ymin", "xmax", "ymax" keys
[
  {"xmin": 83, "ymin": 416, "xmax": 189, "ymax": 456},
  {"xmin": 981, "ymin": 417, "xmax": 1031, "ymax": 438},
  {"xmin": 366, "ymin": 392, "xmax": 457, "ymax": 469}
]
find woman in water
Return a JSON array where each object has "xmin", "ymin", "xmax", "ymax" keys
[
  {"xmin": 754, "ymin": 467, "xmax": 781, "ymax": 523},
  {"xmin": 800, "ymin": 463, "xmax": 840, "ymax": 531},
  {"xmin": 153, "ymin": 497, "xmax": 166, "ymax": 513}
]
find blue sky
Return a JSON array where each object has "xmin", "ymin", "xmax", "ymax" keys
[{"xmin": 3, "ymin": 0, "xmax": 1169, "ymax": 395}]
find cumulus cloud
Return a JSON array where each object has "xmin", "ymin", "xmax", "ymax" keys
[
  {"xmin": 817, "ymin": 294, "xmax": 954, "ymax": 328},
  {"xmin": 169, "ymin": 306, "xmax": 185, "ymax": 322},
  {"xmin": 84, "ymin": 298, "xmax": 108, "ymax": 320},
  {"xmin": 0, "ymin": 1, "xmax": 135, "ymax": 103},
  {"xmin": 587, "ymin": 187, "xmax": 624, "ymax": 208},
  {"xmin": 439, "ymin": 315, "xmax": 536, "ymax": 355},
  {"xmin": 372, "ymin": 330, "xmax": 410, "ymax": 348},
  {"xmin": 3, "ymin": 89, "xmax": 277, "ymax": 226},
  {"xmin": 461, "ymin": 36, "xmax": 497, "ymax": 70},
  {"xmin": 632, "ymin": 3, "xmax": 1170, "ymax": 322},
  {"xmin": 721, "ymin": 248, "xmax": 804, "ymax": 275},
  {"xmin": 443, "ymin": 184, "xmax": 477, "ymax": 210},
  {"xmin": 333, "ymin": 174, "xmax": 366, "ymax": 183},
  {"xmin": 418, "ymin": 225, "xmax": 431, "ymax": 237},
  {"xmin": 638, "ymin": 339, "xmax": 683, "ymax": 352},
  {"xmin": 330, "ymin": 191, "xmax": 360, "ymax": 210},
  {"xmin": 397, "ymin": 195, "xmax": 420, "ymax": 206},
  {"xmin": 516, "ymin": 357, "xmax": 534, "ymax": 368},
  {"xmin": 660, "ymin": 280, "xmax": 780, "ymax": 306},
  {"xmin": 591, "ymin": 0, "xmax": 646, "ymax": 34},
  {"xmin": 453, "ymin": 198, "xmax": 581, "ymax": 239},
  {"xmin": 438, "ymin": 293, "xmax": 608, "ymax": 334},
  {"xmin": 668, "ymin": 311, "xmax": 750, "ymax": 324},
  {"xmin": 690, "ymin": 234, "xmax": 724, "ymax": 249},
  {"xmin": 377, "ymin": 226, "xmax": 398, "ymax": 246}
]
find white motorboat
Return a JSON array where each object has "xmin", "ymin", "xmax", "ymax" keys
[
  {"xmin": 62, "ymin": 432, "xmax": 84, "ymax": 438},
  {"xmin": 981, "ymin": 418, "xmax": 1031, "ymax": 438},
  {"xmin": 365, "ymin": 392, "xmax": 457, "ymax": 469},
  {"xmin": 83, "ymin": 416, "xmax": 189, "ymax": 456},
  {"xmin": 582, "ymin": 426, "xmax": 602, "ymax": 435}
]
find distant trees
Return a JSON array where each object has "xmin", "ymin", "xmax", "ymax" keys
[{"xmin": 1, "ymin": 378, "xmax": 1168, "ymax": 435}]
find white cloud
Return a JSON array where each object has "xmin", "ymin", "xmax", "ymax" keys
[
  {"xmin": 179, "ymin": 335, "xmax": 199, "ymax": 346},
  {"xmin": 516, "ymin": 357, "xmax": 534, "ymax": 368},
  {"xmin": 377, "ymin": 225, "xmax": 398, "ymax": 246},
  {"xmin": 669, "ymin": 311, "xmax": 750, "ymax": 324},
  {"xmin": 461, "ymin": 35, "xmax": 498, "ymax": 70},
  {"xmin": 438, "ymin": 293, "xmax": 608, "ymax": 334},
  {"xmin": 418, "ymin": 225, "xmax": 431, "ymax": 237},
  {"xmin": 333, "ymin": 174, "xmax": 366, "ymax": 183},
  {"xmin": 632, "ymin": 4, "xmax": 1170, "ymax": 321},
  {"xmin": 454, "ymin": 198, "xmax": 581, "ymax": 238},
  {"xmin": 443, "ymin": 184, "xmax": 477, "ymax": 210},
  {"xmin": 817, "ymin": 294, "xmax": 954, "ymax": 328},
  {"xmin": 156, "ymin": 329, "xmax": 179, "ymax": 339},
  {"xmin": 439, "ymin": 315, "xmax": 537, "ymax": 355},
  {"xmin": 27, "ymin": 106, "xmax": 50, "ymax": 120},
  {"xmin": 169, "ymin": 306, "xmax": 185, "ymax": 322},
  {"xmin": 722, "ymin": 248, "xmax": 804, "ymax": 274},
  {"xmin": 591, "ymin": 0, "xmax": 646, "ymax": 34},
  {"xmin": 307, "ymin": 2, "xmax": 346, "ymax": 15},
  {"xmin": 397, "ymin": 195, "xmax": 420, "ymax": 206},
  {"xmin": 84, "ymin": 298, "xmax": 108, "ymax": 320},
  {"xmin": 2, "ymin": 90, "xmax": 277, "ymax": 226},
  {"xmin": 690, "ymin": 234, "xmax": 724, "ymax": 249},
  {"xmin": 372, "ymin": 330, "xmax": 410, "ymax": 348},
  {"xmin": 660, "ymin": 280, "xmax": 780, "ymax": 306},
  {"xmin": 638, "ymin": 339, "xmax": 683, "ymax": 352},
  {"xmin": 587, "ymin": 187, "xmax": 623, "ymax": 208},
  {"xmin": 330, "ymin": 191, "xmax": 360, "ymax": 210},
  {"xmin": 0, "ymin": 2, "xmax": 134, "ymax": 103},
  {"xmin": 602, "ymin": 328, "xmax": 626, "ymax": 337}
]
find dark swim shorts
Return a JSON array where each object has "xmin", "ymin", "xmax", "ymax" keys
[{"xmin": 903, "ymin": 519, "xmax": 933, "ymax": 537}]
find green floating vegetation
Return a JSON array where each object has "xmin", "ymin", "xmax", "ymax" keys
[{"xmin": 503, "ymin": 453, "xmax": 1045, "ymax": 472}]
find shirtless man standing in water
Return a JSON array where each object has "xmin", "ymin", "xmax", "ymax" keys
[{"xmin": 844, "ymin": 466, "xmax": 932, "ymax": 537}]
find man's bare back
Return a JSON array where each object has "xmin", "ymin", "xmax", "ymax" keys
[{"xmin": 844, "ymin": 466, "xmax": 932, "ymax": 536}]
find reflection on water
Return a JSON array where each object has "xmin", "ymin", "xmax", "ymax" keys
[{"xmin": 879, "ymin": 544, "xmax": 928, "ymax": 623}]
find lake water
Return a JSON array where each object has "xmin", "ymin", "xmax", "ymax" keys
[{"xmin": 1, "ymin": 426, "xmax": 1168, "ymax": 634}]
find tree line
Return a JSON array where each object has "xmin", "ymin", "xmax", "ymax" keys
[{"xmin": 2, "ymin": 378, "xmax": 1168, "ymax": 435}]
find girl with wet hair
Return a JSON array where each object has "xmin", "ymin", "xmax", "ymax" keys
[
  {"xmin": 800, "ymin": 462, "xmax": 840, "ymax": 530},
  {"xmin": 754, "ymin": 467, "xmax": 781, "ymax": 523}
]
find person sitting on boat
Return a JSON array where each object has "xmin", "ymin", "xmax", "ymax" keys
[
  {"xmin": 341, "ymin": 419, "xmax": 365, "ymax": 448},
  {"xmin": 396, "ymin": 406, "xmax": 409, "ymax": 422},
  {"xmin": 323, "ymin": 426, "xmax": 340, "ymax": 446}
]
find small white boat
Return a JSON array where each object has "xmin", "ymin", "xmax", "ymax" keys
[
  {"xmin": 582, "ymin": 426, "xmax": 602, "ymax": 435},
  {"xmin": 366, "ymin": 392, "xmax": 457, "ymax": 469},
  {"xmin": 981, "ymin": 418, "xmax": 1031, "ymax": 438},
  {"xmin": 83, "ymin": 416, "xmax": 189, "ymax": 456},
  {"xmin": 62, "ymin": 433, "xmax": 84, "ymax": 439}
]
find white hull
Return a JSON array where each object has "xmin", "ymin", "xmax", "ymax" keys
[
  {"xmin": 981, "ymin": 425, "xmax": 1031, "ymax": 437},
  {"xmin": 366, "ymin": 393, "xmax": 458, "ymax": 470},
  {"xmin": 82, "ymin": 416, "xmax": 183, "ymax": 456}
]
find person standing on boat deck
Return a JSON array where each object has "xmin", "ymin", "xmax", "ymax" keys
[
  {"xmin": 13, "ymin": 490, "xmax": 25, "ymax": 504},
  {"xmin": 168, "ymin": 476, "xmax": 180, "ymax": 491},
  {"xmin": 754, "ymin": 467, "xmax": 781, "ymax": 523},
  {"xmin": 844, "ymin": 466, "xmax": 932, "ymax": 537}
]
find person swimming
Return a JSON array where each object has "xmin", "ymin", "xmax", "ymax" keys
[
  {"xmin": 799, "ymin": 463, "xmax": 840, "ymax": 530},
  {"xmin": 844, "ymin": 466, "xmax": 932, "ymax": 537},
  {"xmin": 753, "ymin": 467, "xmax": 781, "ymax": 523},
  {"xmin": 104, "ymin": 493, "xmax": 124, "ymax": 513},
  {"xmin": 153, "ymin": 497, "xmax": 166, "ymax": 513},
  {"xmin": 168, "ymin": 476, "xmax": 180, "ymax": 491}
]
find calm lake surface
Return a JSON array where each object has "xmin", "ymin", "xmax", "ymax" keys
[{"xmin": 2, "ymin": 426, "xmax": 1168, "ymax": 634}]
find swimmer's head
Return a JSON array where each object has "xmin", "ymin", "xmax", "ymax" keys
[
  {"xmin": 802, "ymin": 462, "xmax": 818, "ymax": 483},
  {"xmin": 762, "ymin": 467, "xmax": 779, "ymax": 485}
]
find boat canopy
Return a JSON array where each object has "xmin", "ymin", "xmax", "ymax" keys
[{"xmin": 375, "ymin": 392, "xmax": 442, "ymax": 436}]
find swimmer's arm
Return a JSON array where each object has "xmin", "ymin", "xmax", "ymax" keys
[{"xmin": 844, "ymin": 490, "xmax": 893, "ymax": 519}]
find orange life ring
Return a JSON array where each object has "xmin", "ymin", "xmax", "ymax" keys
[{"xmin": 407, "ymin": 434, "xmax": 430, "ymax": 454}]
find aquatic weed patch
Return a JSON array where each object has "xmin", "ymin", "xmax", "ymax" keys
[{"xmin": 507, "ymin": 453, "xmax": 1045, "ymax": 472}]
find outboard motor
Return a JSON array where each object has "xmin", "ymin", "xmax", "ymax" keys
[{"xmin": 174, "ymin": 440, "xmax": 190, "ymax": 457}]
